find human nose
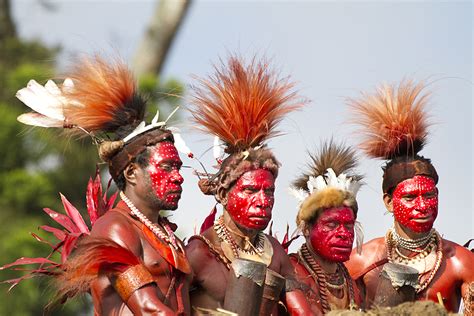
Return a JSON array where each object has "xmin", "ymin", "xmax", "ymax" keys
[
  {"xmin": 170, "ymin": 170, "xmax": 184, "ymax": 185},
  {"xmin": 254, "ymin": 190, "xmax": 272, "ymax": 208},
  {"xmin": 336, "ymin": 226, "xmax": 353, "ymax": 240},
  {"xmin": 415, "ymin": 196, "xmax": 428, "ymax": 212}
]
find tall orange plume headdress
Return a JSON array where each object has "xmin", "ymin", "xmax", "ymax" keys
[
  {"xmin": 188, "ymin": 55, "xmax": 306, "ymax": 200},
  {"xmin": 16, "ymin": 55, "xmax": 192, "ymax": 181},
  {"xmin": 347, "ymin": 80, "xmax": 438, "ymax": 194}
]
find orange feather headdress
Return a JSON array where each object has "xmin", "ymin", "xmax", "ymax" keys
[
  {"xmin": 16, "ymin": 55, "xmax": 191, "ymax": 181},
  {"xmin": 188, "ymin": 55, "xmax": 306, "ymax": 200},
  {"xmin": 189, "ymin": 55, "xmax": 305, "ymax": 154},
  {"xmin": 347, "ymin": 80, "xmax": 438, "ymax": 193}
]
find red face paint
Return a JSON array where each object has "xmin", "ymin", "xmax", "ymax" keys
[
  {"xmin": 226, "ymin": 169, "xmax": 275, "ymax": 231},
  {"xmin": 391, "ymin": 175, "xmax": 438, "ymax": 233},
  {"xmin": 309, "ymin": 207, "xmax": 355, "ymax": 262},
  {"xmin": 146, "ymin": 141, "xmax": 184, "ymax": 210}
]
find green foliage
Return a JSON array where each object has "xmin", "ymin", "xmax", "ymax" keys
[
  {"xmin": 0, "ymin": 37, "xmax": 185, "ymax": 315},
  {"xmin": 0, "ymin": 37, "xmax": 91, "ymax": 315}
]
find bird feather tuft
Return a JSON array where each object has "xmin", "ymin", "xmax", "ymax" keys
[
  {"xmin": 188, "ymin": 55, "xmax": 306, "ymax": 153},
  {"xmin": 347, "ymin": 80, "xmax": 431, "ymax": 159}
]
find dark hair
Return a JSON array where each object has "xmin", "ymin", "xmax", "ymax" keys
[
  {"xmin": 382, "ymin": 155, "xmax": 438, "ymax": 195},
  {"xmin": 114, "ymin": 147, "xmax": 150, "ymax": 191}
]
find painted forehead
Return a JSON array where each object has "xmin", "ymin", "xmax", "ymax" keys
[
  {"xmin": 149, "ymin": 141, "xmax": 182, "ymax": 163},
  {"xmin": 319, "ymin": 207, "xmax": 355, "ymax": 222},
  {"xmin": 395, "ymin": 175, "xmax": 436, "ymax": 193},
  {"xmin": 236, "ymin": 169, "xmax": 275, "ymax": 186}
]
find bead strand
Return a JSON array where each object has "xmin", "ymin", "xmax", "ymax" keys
[{"xmin": 120, "ymin": 192, "xmax": 178, "ymax": 250}]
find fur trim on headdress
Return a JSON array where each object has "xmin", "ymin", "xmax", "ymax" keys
[
  {"xmin": 347, "ymin": 80, "xmax": 438, "ymax": 193},
  {"xmin": 189, "ymin": 55, "xmax": 306, "ymax": 154},
  {"xmin": 290, "ymin": 141, "xmax": 362, "ymax": 228}
]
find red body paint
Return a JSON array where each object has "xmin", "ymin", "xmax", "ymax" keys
[
  {"xmin": 226, "ymin": 169, "xmax": 275, "ymax": 230},
  {"xmin": 392, "ymin": 175, "xmax": 438, "ymax": 233},
  {"xmin": 309, "ymin": 207, "xmax": 355, "ymax": 262},
  {"xmin": 146, "ymin": 141, "xmax": 184, "ymax": 210}
]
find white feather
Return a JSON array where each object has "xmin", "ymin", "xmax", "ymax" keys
[
  {"xmin": 16, "ymin": 80, "xmax": 65, "ymax": 121},
  {"xmin": 213, "ymin": 136, "xmax": 223, "ymax": 160},
  {"xmin": 151, "ymin": 109, "xmax": 160, "ymax": 124},
  {"xmin": 355, "ymin": 220, "xmax": 364, "ymax": 254},
  {"xmin": 173, "ymin": 132, "xmax": 192, "ymax": 157},
  {"xmin": 17, "ymin": 112, "xmax": 63, "ymax": 128}
]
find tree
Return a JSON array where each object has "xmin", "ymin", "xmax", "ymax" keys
[{"xmin": 0, "ymin": 0, "xmax": 188, "ymax": 314}]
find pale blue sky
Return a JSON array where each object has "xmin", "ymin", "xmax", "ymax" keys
[{"xmin": 13, "ymin": 0, "xmax": 473, "ymax": 249}]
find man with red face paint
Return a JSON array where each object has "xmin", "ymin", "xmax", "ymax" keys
[
  {"xmin": 345, "ymin": 81, "xmax": 474, "ymax": 314},
  {"xmin": 288, "ymin": 141, "xmax": 364, "ymax": 314},
  {"xmin": 3, "ymin": 56, "xmax": 192, "ymax": 315},
  {"xmin": 185, "ymin": 56, "xmax": 313, "ymax": 315}
]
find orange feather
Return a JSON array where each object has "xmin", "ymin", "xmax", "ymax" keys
[
  {"xmin": 63, "ymin": 55, "xmax": 145, "ymax": 134},
  {"xmin": 347, "ymin": 80, "xmax": 431, "ymax": 159},
  {"xmin": 189, "ymin": 56, "xmax": 306, "ymax": 153}
]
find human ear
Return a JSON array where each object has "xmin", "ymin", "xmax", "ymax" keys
[
  {"xmin": 383, "ymin": 193, "xmax": 393, "ymax": 213},
  {"xmin": 123, "ymin": 163, "xmax": 139, "ymax": 186}
]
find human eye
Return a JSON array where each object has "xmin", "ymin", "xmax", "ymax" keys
[
  {"xmin": 424, "ymin": 191, "xmax": 437, "ymax": 199},
  {"xmin": 243, "ymin": 187, "xmax": 257, "ymax": 194},
  {"xmin": 325, "ymin": 222, "xmax": 337, "ymax": 229},
  {"xmin": 159, "ymin": 163, "xmax": 174, "ymax": 172},
  {"xmin": 402, "ymin": 194, "xmax": 416, "ymax": 202}
]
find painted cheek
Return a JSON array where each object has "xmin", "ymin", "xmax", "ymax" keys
[
  {"xmin": 392, "ymin": 176, "xmax": 438, "ymax": 233},
  {"xmin": 226, "ymin": 169, "xmax": 274, "ymax": 230},
  {"xmin": 148, "ymin": 143, "xmax": 183, "ymax": 206},
  {"xmin": 309, "ymin": 208, "xmax": 355, "ymax": 262}
]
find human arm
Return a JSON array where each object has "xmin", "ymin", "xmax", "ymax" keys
[{"xmin": 90, "ymin": 212, "xmax": 176, "ymax": 315}]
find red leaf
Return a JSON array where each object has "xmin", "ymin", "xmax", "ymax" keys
[
  {"xmin": 103, "ymin": 191, "xmax": 118, "ymax": 215},
  {"xmin": 86, "ymin": 176, "xmax": 100, "ymax": 226},
  {"xmin": 200, "ymin": 205, "xmax": 217, "ymax": 234},
  {"xmin": 1, "ymin": 257, "xmax": 57, "ymax": 270},
  {"xmin": 2, "ymin": 274, "xmax": 36, "ymax": 291},
  {"xmin": 61, "ymin": 235, "xmax": 80, "ymax": 264},
  {"xmin": 60, "ymin": 193, "xmax": 89, "ymax": 234},
  {"xmin": 30, "ymin": 232, "xmax": 55, "ymax": 249},
  {"xmin": 40, "ymin": 225, "xmax": 66, "ymax": 241},
  {"xmin": 43, "ymin": 208, "xmax": 79, "ymax": 233}
]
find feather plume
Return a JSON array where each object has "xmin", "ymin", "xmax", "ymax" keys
[
  {"xmin": 293, "ymin": 140, "xmax": 361, "ymax": 191},
  {"xmin": 63, "ymin": 55, "xmax": 146, "ymax": 135},
  {"xmin": 189, "ymin": 55, "xmax": 306, "ymax": 153},
  {"xmin": 347, "ymin": 80, "xmax": 431, "ymax": 159}
]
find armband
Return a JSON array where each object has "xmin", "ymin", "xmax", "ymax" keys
[{"xmin": 113, "ymin": 264, "xmax": 155, "ymax": 302}]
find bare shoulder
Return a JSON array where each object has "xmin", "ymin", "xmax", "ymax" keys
[
  {"xmin": 345, "ymin": 237, "xmax": 386, "ymax": 276},
  {"xmin": 90, "ymin": 209, "xmax": 141, "ymax": 253},
  {"xmin": 265, "ymin": 234, "xmax": 287, "ymax": 255},
  {"xmin": 442, "ymin": 238, "xmax": 474, "ymax": 278},
  {"xmin": 186, "ymin": 230, "xmax": 218, "ymax": 273}
]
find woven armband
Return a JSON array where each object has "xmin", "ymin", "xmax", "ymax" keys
[
  {"xmin": 113, "ymin": 264, "xmax": 155, "ymax": 302},
  {"xmin": 464, "ymin": 282, "xmax": 474, "ymax": 316}
]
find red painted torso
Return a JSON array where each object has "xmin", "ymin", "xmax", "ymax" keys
[
  {"xmin": 89, "ymin": 201, "xmax": 190, "ymax": 315},
  {"xmin": 289, "ymin": 252, "xmax": 362, "ymax": 315},
  {"xmin": 346, "ymin": 236, "xmax": 474, "ymax": 313}
]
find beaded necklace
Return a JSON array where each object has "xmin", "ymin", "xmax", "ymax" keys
[
  {"xmin": 120, "ymin": 191, "xmax": 179, "ymax": 250},
  {"xmin": 386, "ymin": 229, "xmax": 443, "ymax": 293},
  {"xmin": 298, "ymin": 243, "xmax": 355, "ymax": 313},
  {"xmin": 390, "ymin": 227, "xmax": 435, "ymax": 253},
  {"xmin": 214, "ymin": 216, "xmax": 265, "ymax": 258}
]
